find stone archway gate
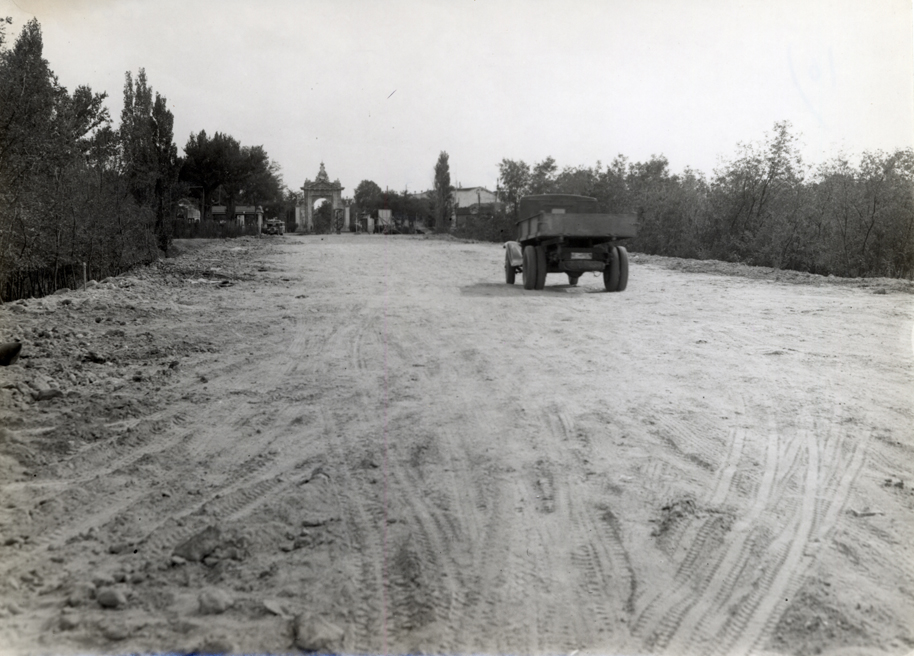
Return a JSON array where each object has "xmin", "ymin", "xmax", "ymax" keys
[{"xmin": 296, "ymin": 163, "xmax": 349, "ymax": 232}]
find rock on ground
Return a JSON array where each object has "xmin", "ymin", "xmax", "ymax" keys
[
  {"xmin": 293, "ymin": 614, "xmax": 345, "ymax": 653},
  {"xmin": 198, "ymin": 588, "xmax": 234, "ymax": 615}
]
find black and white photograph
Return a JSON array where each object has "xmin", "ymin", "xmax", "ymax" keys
[{"xmin": 0, "ymin": 1, "xmax": 912, "ymax": 655}]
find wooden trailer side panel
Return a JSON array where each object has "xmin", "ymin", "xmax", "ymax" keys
[{"xmin": 516, "ymin": 212, "xmax": 637, "ymax": 242}]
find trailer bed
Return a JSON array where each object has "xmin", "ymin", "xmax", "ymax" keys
[{"xmin": 516, "ymin": 211, "xmax": 637, "ymax": 243}]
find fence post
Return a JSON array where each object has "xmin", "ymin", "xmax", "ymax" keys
[{"xmin": 83, "ymin": 262, "xmax": 87, "ymax": 289}]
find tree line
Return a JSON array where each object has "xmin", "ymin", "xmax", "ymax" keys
[
  {"xmin": 491, "ymin": 122, "xmax": 914, "ymax": 279},
  {"xmin": 3, "ymin": 16, "xmax": 909, "ymax": 302},
  {"xmin": 348, "ymin": 151, "xmax": 452, "ymax": 234},
  {"xmin": 0, "ymin": 18, "xmax": 287, "ymax": 301},
  {"xmin": 349, "ymin": 179, "xmax": 434, "ymax": 233}
]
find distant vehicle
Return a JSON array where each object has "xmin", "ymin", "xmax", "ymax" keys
[
  {"xmin": 263, "ymin": 218, "xmax": 285, "ymax": 235},
  {"xmin": 176, "ymin": 202, "xmax": 201, "ymax": 223},
  {"xmin": 503, "ymin": 194, "xmax": 637, "ymax": 292}
]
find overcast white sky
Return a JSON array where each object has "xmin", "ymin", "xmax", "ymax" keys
[{"xmin": 2, "ymin": 0, "xmax": 912, "ymax": 195}]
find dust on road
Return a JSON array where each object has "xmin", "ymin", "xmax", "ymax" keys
[{"xmin": 1, "ymin": 234, "xmax": 912, "ymax": 656}]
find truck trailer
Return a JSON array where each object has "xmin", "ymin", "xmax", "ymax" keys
[{"xmin": 504, "ymin": 194, "xmax": 637, "ymax": 292}]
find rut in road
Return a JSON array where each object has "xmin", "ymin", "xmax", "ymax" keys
[
  {"xmin": 632, "ymin": 380, "xmax": 871, "ymax": 656},
  {"xmin": 293, "ymin": 293, "xmax": 643, "ymax": 654}
]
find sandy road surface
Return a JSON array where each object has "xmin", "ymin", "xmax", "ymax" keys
[{"xmin": 0, "ymin": 234, "xmax": 912, "ymax": 656}]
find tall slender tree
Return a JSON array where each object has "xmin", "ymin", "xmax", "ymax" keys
[
  {"xmin": 434, "ymin": 151, "xmax": 452, "ymax": 233},
  {"xmin": 120, "ymin": 68, "xmax": 178, "ymax": 252}
]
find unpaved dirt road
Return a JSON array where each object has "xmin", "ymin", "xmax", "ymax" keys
[{"xmin": 1, "ymin": 234, "xmax": 913, "ymax": 656}]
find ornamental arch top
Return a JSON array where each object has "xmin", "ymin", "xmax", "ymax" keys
[{"xmin": 296, "ymin": 162, "xmax": 348, "ymax": 232}]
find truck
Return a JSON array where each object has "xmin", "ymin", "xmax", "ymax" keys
[
  {"xmin": 263, "ymin": 218, "xmax": 285, "ymax": 235},
  {"xmin": 503, "ymin": 194, "xmax": 637, "ymax": 292}
]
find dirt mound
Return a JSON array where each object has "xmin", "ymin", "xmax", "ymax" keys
[{"xmin": 632, "ymin": 252, "xmax": 914, "ymax": 294}]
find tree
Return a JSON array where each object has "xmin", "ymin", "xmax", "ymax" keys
[
  {"xmin": 237, "ymin": 145, "xmax": 282, "ymax": 205},
  {"xmin": 312, "ymin": 199, "xmax": 333, "ymax": 233},
  {"xmin": 354, "ymin": 179, "xmax": 383, "ymax": 216},
  {"xmin": 397, "ymin": 188, "xmax": 433, "ymax": 232},
  {"xmin": 0, "ymin": 19, "xmax": 158, "ymax": 299},
  {"xmin": 0, "ymin": 16, "xmax": 11, "ymax": 51},
  {"xmin": 593, "ymin": 156, "xmax": 631, "ymax": 213},
  {"xmin": 120, "ymin": 68, "xmax": 179, "ymax": 252},
  {"xmin": 181, "ymin": 131, "xmax": 283, "ymax": 224},
  {"xmin": 553, "ymin": 164, "xmax": 597, "ymax": 197},
  {"xmin": 0, "ymin": 19, "xmax": 59, "ymax": 196},
  {"xmin": 529, "ymin": 156, "xmax": 557, "ymax": 194},
  {"xmin": 181, "ymin": 130, "xmax": 238, "ymax": 217},
  {"xmin": 498, "ymin": 158, "xmax": 530, "ymax": 221},
  {"xmin": 706, "ymin": 121, "xmax": 806, "ymax": 264},
  {"xmin": 433, "ymin": 151, "xmax": 452, "ymax": 232}
]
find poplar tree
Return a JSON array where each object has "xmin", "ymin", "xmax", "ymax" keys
[
  {"xmin": 120, "ymin": 68, "xmax": 178, "ymax": 253},
  {"xmin": 434, "ymin": 151, "xmax": 452, "ymax": 233}
]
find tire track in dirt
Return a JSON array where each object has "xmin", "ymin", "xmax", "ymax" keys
[
  {"xmin": 482, "ymin": 479, "xmax": 554, "ymax": 654},
  {"xmin": 662, "ymin": 430, "xmax": 821, "ymax": 656},
  {"xmin": 509, "ymin": 402, "xmax": 636, "ymax": 652},
  {"xmin": 307, "ymin": 400, "xmax": 386, "ymax": 651},
  {"xmin": 545, "ymin": 404, "xmax": 635, "ymax": 625},
  {"xmin": 633, "ymin": 372, "xmax": 873, "ymax": 655},
  {"xmin": 729, "ymin": 419, "xmax": 872, "ymax": 655},
  {"xmin": 633, "ymin": 394, "xmax": 748, "ymax": 589},
  {"xmin": 351, "ymin": 319, "xmax": 479, "ymax": 651},
  {"xmin": 0, "ymin": 490, "xmax": 146, "ymax": 580},
  {"xmin": 0, "ymin": 409, "xmax": 195, "ymax": 502},
  {"xmin": 0, "ymin": 304, "xmax": 299, "ymax": 579},
  {"xmin": 381, "ymin": 457, "xmax": 463, "ymax": 652},
  {"xmin": 137, "ymin": 468, "xmax": 310, "ymax": 555},
  {"xmin": 699, "ymin": 421, "xmax": 840, "ymax": 655},
  {"xmin": 707, "ymin": 425, "xmax": 747, "ymax": 508},
  {"xmin": 2, "ymin": 417, "xmax": 207, "ymax": 560},
  {"xmin": 367, "ymin": 410, "xmax": 476, "ymax": 651},
  {"xmin": 445, "ymin": 447, "xmax": 515, "ymax": 651},
  {"xmin": 331, "ymin": 297, "xmax": 563, "ymax": 653},
  {"xmin": 722, "ymin": 400, "xmax": 871, "ymax": 655},
  {"xmin": 297, "ymin": 305, "xmax": 412, "ymax": 652},
  {"xmin": 23, "ymin": 298, "xmax": 354, "ymax": 576},
  {"xmin": 650, "ymin": 413, "xmax": 720, "ymax": 472},
  {"xmin": 633, "ymin": 407, "xmax": 791, "ymax": 651}
]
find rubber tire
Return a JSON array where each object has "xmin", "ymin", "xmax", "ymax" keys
[
  {"xmin": 535, "ymin": 246, "xmax": 547, "ymax": 290},
  {"xmin": 523, "ymin": 245, "xmax": 537, "ymax": 290},
  {"xmin": 604, "ymin": 246, "xmax": 620, "ymax": 292},
  {"xmin": 567, "ymin": 273, "xmax": 581, "ymax": 286},
  {"xmin": 616, "ymin": 246, "xmax": 629, "ymax": 292},
  {"xmin": 505, "ymin": 250, "xmax": 516, "ymax": 285}
]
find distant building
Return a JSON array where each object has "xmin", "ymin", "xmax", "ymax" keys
[
  {"xmin": 452, "ymin": 186, "xmax": 497, "ymax": 209},
  {"xmin": 212, "ymin": 205, "xmax": 263, "ymax": 227},
  {"xmin": 451, "ymin": 187, "xmax": 500, "ymax": 229}
]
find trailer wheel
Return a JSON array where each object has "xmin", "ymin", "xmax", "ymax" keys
[
  {"xmin": 604, "ymin": 246, "xmax": 621, "ymax": 291},
  {"xmin": 535, "ymin": 246, "xmax": 547, "ymax": 290},
  {"xmin": 567, "ymin": 273, "xmax": 581, "ymax": 286},
  {"xmin": 617, "ymin": 246, "xmax": 629, "ymax": 292},
  {"xmin": 505, "ymin": 250, "xmax": 516, "ymax": 284},
  {"xmin": 523, "ymin": 245, "xmax": 537, "ymax": 290}
]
